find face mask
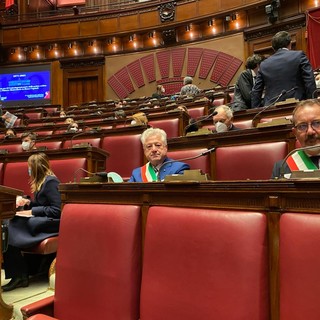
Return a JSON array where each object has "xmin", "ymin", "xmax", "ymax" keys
[
  {"xmin": 215, "ymin": 121, "xmax": 228, "ymax": 133},
  {"xmin": 69, "ymin": 127, "xmax": 78, "ymax": 133},
  {"xmin": 22, "ymin": 141, "xmax": 30, "ymax": 151},
  {"xmin": 131, "ymin": 120, "xmax": 137, "ymax": 125},
  {"xmin": 28, "ymin": 168, "xmax": 32, "ymax": 176}
]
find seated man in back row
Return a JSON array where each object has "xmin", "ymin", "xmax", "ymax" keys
[
  {"xmin": 272, "ymin": 99, "xmax": 320, "ymax": 178},
  {"xmin": 129, "ymin": 128, "xmax": 190, "ymax": 182},
  {"xmin": 212, "ymin": 105, "xmax": 241, "ymax": 133}
]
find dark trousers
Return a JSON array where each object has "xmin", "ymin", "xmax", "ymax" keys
[{"xmin": 3, "ymin": 245, "xmax": 28, "ymax": 279}]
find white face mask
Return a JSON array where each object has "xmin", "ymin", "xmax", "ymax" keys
[
  {"xmin": 22, "ymin": 141, "xmax": 31, "ymax": 151},
  {"xmin": 215, "ymin": 121, "xmax": 228, "ymax": 133},
  {"xmin": 69, "ymin": 127, "xmax": 78, "ymax": 133}
]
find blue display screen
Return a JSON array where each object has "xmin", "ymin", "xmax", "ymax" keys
[{"xmin": 0, "ymin": 65, "xmax": 51, "ymax": 106}]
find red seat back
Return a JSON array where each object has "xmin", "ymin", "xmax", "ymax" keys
[
  {"xmin": 167, "ymin": 148, "xmax": 211, "ymax": 176},
  {"xmin": 148, "ymin": 118, "xmax": 180, "ymax": 139},
  {"xmin": 188, "ymin": 106, "xmax": 205, "ymax": 119},
  {"xmin": 3, "ymin": 162, "xmax": 30, "ymax": 195},
  {"xmin": 140, "ymin": 206, "xmax": 269, "ymax": 320},
  {"xmin": 280, "ymin": 213, "xmax": 320, "ymax": 320},
  {"xmin": 37, "ymin": 141, "xmax": 63, "ymax": 150},
  {"xmin": 0, "ymin": 143, "xmax": 22, "ymax": 153},
  {"xmin": 215, "ymin": 141, "xmax": 287, "ymax": 180},
  {"xmin": 101, "ymin": 134, "xmax": 143, "ymax": 180},
  {"xmin": 54, "ymin": 203, "xmax": 141, "ymax": 320},
  {"xmin": 51, "ymin": 158, "xmax": 87, "ymax": 183},
  {"xmin": 62, "ymin": 137, "xmax": 101, "ymax": 149}
]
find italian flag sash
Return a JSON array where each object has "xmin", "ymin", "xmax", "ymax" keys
[
  {"xmin": 141, "ymin": 162, "xmax": 157, "ymax": 182},
  {"xmin": 286, "ymin": 150, "xmax": 318, "ymax": 171}
]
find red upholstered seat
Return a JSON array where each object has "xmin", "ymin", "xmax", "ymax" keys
[
  {"xmin": 3, "ymin": 162, "xmax": 30, "ymax": 194},
  {"xmin": 101, "ymin": 134, "xmax": 143, "ymax": 180},
  {"xmin": 50, "ymin": 158, "xmax": 87, "ymax": 183},
  {"xmin": 233, "ymin": 119, "xmax": 253, "ymax": 129},
  {"xmin": 37, "ymin": 141, "xmax": 63, "ymax": 150},
  {"xmin": 23, "ymin": 236, "xmax": 58, "ymax": 255},
  {"xmin": 167, "ymin": 148, "xmax": 211, "ymax": 176},
  {"xmin": 214, "ymin": 141, "xmax": 287, "ymax": 180},
  {"xmin": 148, "ymin": 118, "xmax": 180, "ymax": 138},
  {"xmin": 280, "ymin": 213, "xmax": 320, "ymax": 320},
  {"xmin": 140, "ymin": 206, "xmax": 269, "ymax": 320},
  {"xmin": 0, "ymin": 143, "xmax": 22, "ymax": 153},
  {"xmin": 62, "ymin": 137, "xmax": 101, "ymax": 149},
  {"xmin": 21, "ymin": 203, "xmax": 142, "ymax": 320},
  {"xmin": 188, "ymin": 106, "xmax": 205, "ymax": 118}
]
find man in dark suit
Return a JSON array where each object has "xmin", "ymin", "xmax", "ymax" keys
[
  {"xmin": 231, "ymin": 54, "xmax": 263, "ymax": 111},
  {"xmin": 272, "ymin": 99, "xmax": 320, "ymax": 178},
  {"xmin": 251, "ymin": 31, "xmax": 316, "ymax": 108},
  {"xmin": 129, "ymin": 127, "xmax": 190, "ymax": 182}
]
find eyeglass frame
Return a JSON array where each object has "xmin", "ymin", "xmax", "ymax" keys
[{"xmin": 294, "ymin": 120, "xmax": 320, "ymax": 132}]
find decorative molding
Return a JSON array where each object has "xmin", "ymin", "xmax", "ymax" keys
[
  {"xmin": 158, "ymin": 2, "xmax": 176, "ymax": 23},
  {"xmin": 59, "ymin": 55, "xmax": 105, "ymax": 68},
  {"xmin": 244, "ymin": 14, "xmax": 306, "ymax": 41}
]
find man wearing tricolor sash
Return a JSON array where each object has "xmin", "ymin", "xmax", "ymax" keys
[
  {"xmin": 129, "ymin": 128, "xmax": 190, "ymax": 182},
  {"xmin": 272, "ymin": 99, "xmax": 320, "ymax": 178}
]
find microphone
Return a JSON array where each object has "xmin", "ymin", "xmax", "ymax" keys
[
  {"xmin": 279, "ymin": 144, "xmax": 320, "ymax": 179},
  {"xmin": 70, "ymin": 127, "xmax": 99, "ymax": 148},
  {"xmin": 156, "ymin": 147, "xmax": 216, "ymax": 181},
  {"xmin": 252, "ymin": 87, "xmax": 297, "ymax": 127},
  {"xmin": 184, "ymin": 110, "xmax": 218, "ymax": 135}
]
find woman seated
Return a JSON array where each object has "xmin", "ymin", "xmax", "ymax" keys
[{"xmin": 2, "ymin": 153, "xmax": 61, "ymax": 292}]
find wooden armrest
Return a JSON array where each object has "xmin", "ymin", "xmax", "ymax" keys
[{"xmin": 21, "ymin": 296, "xmax": 54, "ymax": 320}]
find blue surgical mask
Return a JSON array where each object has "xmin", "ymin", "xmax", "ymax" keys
[{"xmin": 28, "ymin": 168, "xmax": 32, "ymax": 176}]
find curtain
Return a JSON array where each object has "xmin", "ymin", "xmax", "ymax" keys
[{"xmin": 307, "ymin": 7, "xmax": 320, "ymax": 70}]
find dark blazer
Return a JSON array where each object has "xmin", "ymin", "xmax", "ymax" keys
[
  {"xmin": 251, "ymin": 49, "xmax": 316, "ymax": 108},
  {"xmin": 8, "ymin": 175, "xmax": 61, "ymax": 248},
  {"xmin": 232, "ymin": 69, "xmax": 254, "ymax": 111},
  {"xmin": 271, "ymin": 160, "xmax": 291, "ymax": 179},
  {"xmin": 128, "ymin": 157, "xmax": 190, "ymax": 182}
]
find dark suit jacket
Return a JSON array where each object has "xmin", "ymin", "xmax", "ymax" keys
[
  {"xmin": 271, "ymin": 160, "xmax": 291, "ymax": 179},
  {"xmin": 128, "ymin": 157, "xmax": 190, "ymax": 182},
  {"xmin": 251, "ymin": 49, "xmax": 316, "ymax": 108},
  {"xmin": 8, "ymin": 175, "xmax": 61, "ymax": 248},
  {"xmin": 232, "ymin": 69, "xmax": 254, "ymax": 111}
]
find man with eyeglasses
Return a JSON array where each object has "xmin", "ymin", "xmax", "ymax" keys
[
  {"xmin": 128, "ymin": 127, "xmax": 190, "ymax": 182},
  {"xmin": 272, "ymin": 99, "xmax": 320, "ymax": 178}
]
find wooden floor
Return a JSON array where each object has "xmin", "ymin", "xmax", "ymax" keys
[{"xmin": 1, "ymin": 270, "xmax": 54, "ymax": 320}]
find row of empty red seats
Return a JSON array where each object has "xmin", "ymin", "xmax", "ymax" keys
[{"xmin": 22, "ymin": 203, "xmax": 318, "ymax": 319}]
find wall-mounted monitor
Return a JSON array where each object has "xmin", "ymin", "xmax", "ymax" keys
[{"xmin": 0, "ymin": 64, "xmax": 51, "ymax": 107}]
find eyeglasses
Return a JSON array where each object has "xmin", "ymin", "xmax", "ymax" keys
[
  {"xmin": 144, "ymin": 143, "xmax": 164, "ymax": 151},
  {"xmin": 294, "ymin": 120, "xmax": 320, "ymax": 132}
]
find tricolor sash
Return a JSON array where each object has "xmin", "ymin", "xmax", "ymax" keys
[
  {"xmin": 286, "ymin": 150, "xmax": 318, "ymax": 171},
  {"xmin": 141, "ymin": 162, "xmax": 157, "ymax": 182}
]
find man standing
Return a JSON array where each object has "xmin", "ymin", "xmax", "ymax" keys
[
  {"xmin": 231, "ymin": 54, "xmax": 263, "ymax": 111},
  {"xmin": 272, "ymin": 99, "xmax": 320, "ymax": 178},
  {"xmin": 129, "ymin": 128, "xmax": 190, "ymax": 182},
  {"xmin": 251, "ymin": 31, "xmax": 316, "ymax": 108}
]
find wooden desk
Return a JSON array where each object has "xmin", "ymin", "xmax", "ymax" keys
[
  {"xmin": 0, "ymin": 186, "xmax": 23, "ymax": 320},
  {"xmin": 59, "ymin": 179, "xmax": 320, "ymax": 320}
]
